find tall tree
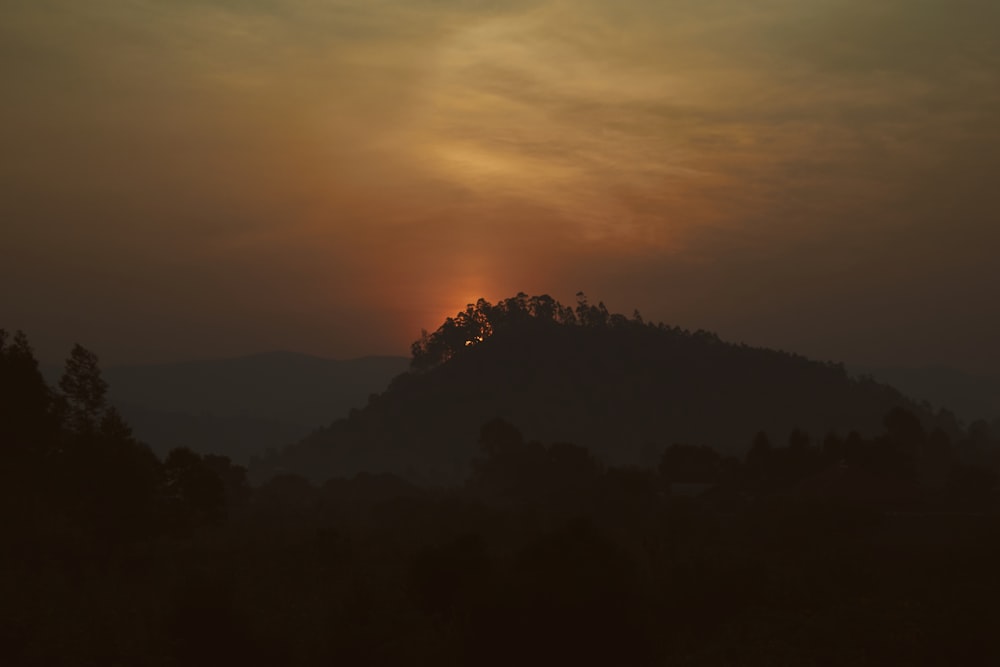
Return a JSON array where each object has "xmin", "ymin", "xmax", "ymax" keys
[
  {"xmin": 0, "ymin": 329, "xmax": 55, "ymax": 443},
  {"xmin": 59, "ymin": 344, "xmax": 108, "ymax": 433}
]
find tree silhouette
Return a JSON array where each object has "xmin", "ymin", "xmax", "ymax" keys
[
  {"xmin": 59, "ymin": 343, "xmax": 108, "ymax": 433},
  {"xmin": 164, "ymin": 447, "xmax": 227, "ymax": 524},
  {"xmin": 747, "ymin": 431, "xmax": 772, "ymax": 472},
  {"xmin": 659, "ymin": 443, "xmax": 722, "ymax": 484},
  {"xmin": 4, "ymin": 328, "xmax": 1000, "ymax": 665},
  {"xmin": 0, "ymin": 329, "xmax": 56, "ymax": 449},
  {"xmin": 410, "ymin": 293, "xmax": 615, "ymax": 370}
]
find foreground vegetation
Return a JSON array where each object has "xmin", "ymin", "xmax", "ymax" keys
[{"xmin": 3, "ymin": 328, "xmax": 999, "ymax": 665}]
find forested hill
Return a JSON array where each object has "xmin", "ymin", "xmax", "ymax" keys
[{"xmin": 253, "ymin": 293, "xmax": 959, "ymax": 484}]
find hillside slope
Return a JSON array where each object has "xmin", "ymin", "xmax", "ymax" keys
[
  {"xmin": 254, "ymin": 295, "xmax": 959, "ymax": 484},
  {"xmin": 850, "ymin": 365, "xmax": 1000, "ymax": 425}
]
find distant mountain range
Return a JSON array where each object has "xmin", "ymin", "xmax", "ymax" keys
[
  {"xmin": 250, "ymin": 295, "xmax": 971, "ymax": 485},
  {"xmin": 46, "ymin": 352, "xmax": 410, "ymax": 462}
]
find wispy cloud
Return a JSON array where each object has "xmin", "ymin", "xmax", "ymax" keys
[{"xmin": 2, "ymin": 0, "xmax": 998, "ymax": 367}]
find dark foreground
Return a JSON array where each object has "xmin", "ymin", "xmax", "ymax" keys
[{"xmin": 4, "ymin": 330, "xmax": 1000, "ymax": 665}]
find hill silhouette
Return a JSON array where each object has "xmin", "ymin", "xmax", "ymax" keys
[
  {"xmin": 253, "ymin": 293, "xmax": 959, "ymax": 484},
  {"xmin": 850, "ymin": 364, "xmax": 1000, "ymax": 426}
]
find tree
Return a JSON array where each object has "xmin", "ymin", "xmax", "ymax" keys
[
  {"xmin": 747, "ymin": 431, "xmax": 772, "ymax": 471},
  {"xmin": 0, "ymin": 329, "xmax": 56, "ymax": 446},
  {"xmin": 658, "ymin": 443, "xmax": 722, "ymax": 484},
  {"xmin": 164, "ymin": 447, "xmax": 226, "ymax": 524},
  {"xmin": 883, "ymin": 407, "xmax": 925, "ymax": 448},
  {"xmin": 822, "ymin": 431, "xmax": 845, "ymax": 462},
  {"xmin": 99, "ymin": 406, "xmax": 133, "ymax": 442},
  {"xmin": 59, "ymin": 344, "xmax": 108, "ymax": 433},
  {"xmin": 788, "ymin": 428, "xmax": 810, "ymax": 451}
]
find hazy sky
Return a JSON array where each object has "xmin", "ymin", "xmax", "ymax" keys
[{"xmin": 3, "ymin": 0, "xmax": 999, "ymax": 370}]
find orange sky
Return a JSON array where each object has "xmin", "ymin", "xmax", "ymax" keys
[{"xmin": 2, "ymin": 0, "xmax": 999, "ymax": 371}]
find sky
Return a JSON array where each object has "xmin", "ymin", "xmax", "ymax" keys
[{"xmin": 2, "ymin": 0, "xmax": 999, "ymax": 371}]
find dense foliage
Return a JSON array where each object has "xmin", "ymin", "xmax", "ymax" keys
[
  {"xmin": 410, "ymin": 293, "xmax": 590, "ymax": 370},
  {"xmin": 3, "ymin": 327, "xmax": 1000, "ymax": 665}
]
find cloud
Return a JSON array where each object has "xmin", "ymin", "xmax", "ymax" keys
[{"xmin": 2, "ymin": 0, "xmax": 998, "ymax": 368}]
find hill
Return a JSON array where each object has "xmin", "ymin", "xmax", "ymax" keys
[
  {"xmin": 46, "ymin": 352, "xmax": 410, "ymax": 462},
  {"xmin": 850, "ymin": 365, "xmax": 1000, "ymax": 426},
  {"xmin": 253, "ymin": 294, "xmax": 960, "ymax": 484}
]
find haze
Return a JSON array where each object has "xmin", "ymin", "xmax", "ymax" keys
[{"xmin": 3, "ymin": 0, "xmax": 998, "ymax": 371}]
